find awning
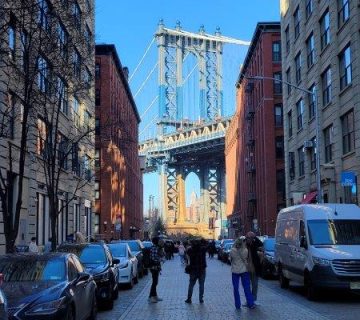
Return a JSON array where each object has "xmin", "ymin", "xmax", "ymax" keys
[{"xmin": 301, "ymin": 191, "xmax": 317, "ymax": 204}]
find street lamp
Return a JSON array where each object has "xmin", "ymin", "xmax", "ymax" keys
[{"xmin": 242, "ymin": 75, "xmax": 322, "ymax": 204}]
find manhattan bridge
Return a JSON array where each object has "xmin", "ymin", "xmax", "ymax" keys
[{"xmin": 132, "ymin": 20, "xmax": 249, "ymax": 238}]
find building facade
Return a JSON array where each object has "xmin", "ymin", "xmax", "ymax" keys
[
  {"xmin": 225, "ymin": 22, "xmax": 285, "ymax": 237},
  {"xmin": 95, "ymin": 44, "xmax": 143, "ymax": 240},
  {"xmin": 0, "ymin": 0, "xmax": 95, "ymax": 253},
  {"xmin": 281, "ymin": 0, "xmax": 359, "ymax": 205}
]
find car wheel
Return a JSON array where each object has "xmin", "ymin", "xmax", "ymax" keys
[
  {"xmin": 278, "ymin": 265, "xmax": 289, "ymax": 289},
  {"xmin": 65, "ymin": 305, "xmax": 75, "ymax": 320},
  {"xmin": 139, "ymin": 268, "xmax": 143, "ymax": 278},
  {"xmin": 88, "ymin": 296, "xmax": 97, "ymax": 320},
  {"xmin": 104, "ymin": 298, "xmax": 114, "ymax": 310},
  {"xmin": 305, "ymin": 273, "xmax": 318, "ymax": 301}
]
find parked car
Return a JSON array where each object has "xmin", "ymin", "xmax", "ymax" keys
[
  {"xmin": 221, "ymin": 242, "xmax": 234, "ymax": 264},
  {"xmin": 142, "ymin": 241, "xmax": 153, "ymax": 249},
  {"xmin": 0, "ymin": 253, "xmax": 96, "ymax": 320},
  {"xmin": 261, "ymin": 237, "xmax": 277, "ymax": 279},
  {"xmin": 0, "ymin": 285, "xmax": 8, "ymax": 320},
  {"xmin": 58, "ymin": 242, "xmax": 119, "ymax": 309},
  {"xmin": 215, "ymin": 240, "xmax": 221, "ymax": 253},
  {"xmin": 115, "ymin": 240, "xmax": 147, "ymax": 276},
  {"xmin": 275, "ymin": 204, "xmax": 360, "ymax": 300},
  {"xmin": 218, "ymin": 239, "xmax": 233, "ymax": 260},
  {"xmin": 108, "ymin": 243, "xmax": 138, "ymax": 289}
]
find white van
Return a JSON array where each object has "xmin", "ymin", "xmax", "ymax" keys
[{"xmin": 274, "ymin": 204, "xmax": 360, "ymax": 300}]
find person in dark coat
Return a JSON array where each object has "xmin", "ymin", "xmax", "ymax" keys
[
  {"xmin": 246, "ymin": 231, "xmax": 264, "ymax": 304},
  {"xmin": 185, "ymin": 238, "xmax": 207, "ymax": 304}
]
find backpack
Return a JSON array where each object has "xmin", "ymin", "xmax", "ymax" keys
[{"xmin": 142, "ymin": 247, "xmax": 152, "ymax": 268}]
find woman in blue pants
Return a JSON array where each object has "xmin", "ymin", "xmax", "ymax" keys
[{"xmin": 230, "ymin": 237, "xmax": 255, "ymax": 310}]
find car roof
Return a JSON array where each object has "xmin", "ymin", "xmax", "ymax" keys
[{"xmin": 0, "ymin": 253, "xmax": 69, "ymax": 261}]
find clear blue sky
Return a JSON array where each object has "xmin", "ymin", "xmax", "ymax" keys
[{"xmin": 95, "ymin": 0, "xmax": 280, "ymax": 214}]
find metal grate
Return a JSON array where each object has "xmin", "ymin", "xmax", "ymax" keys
[{"xmin": 332, "ymin": 259, "xmax": 360, "ymax": 276}]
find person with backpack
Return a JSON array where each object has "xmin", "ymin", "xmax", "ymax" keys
[{"xmin": 148, "ymin": 236, "xmax": 164, "ymax": 303}]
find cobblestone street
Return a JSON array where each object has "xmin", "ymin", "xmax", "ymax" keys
[{"xmin": 98, "ymin": 255, "xmax": 360, "ymax": 320}]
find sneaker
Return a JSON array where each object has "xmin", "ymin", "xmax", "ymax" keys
[
  {"xmin": 242, "ymin": 303, "xmax": 255, "ymax": 309},
  {"xmin": 156, "ymin": 296, "xmax": 163, "ymax": 302},
  {"xmin": 199, "ymin": 299, "xmax": 204, "ymax": 304},
  {"xmin": 249, "ymin": 305, "xmax": 256, "ymax": 309},
  {"xmin": 185, "ymin": 299, "xmax": 192, "ymax": 304},
  {"xmin": 254, "ymin": 301, "xmax": 260, "ymax": 306},
  {"xmin": 150, "ymin": 297, "xmax": 158, "ymax": 303}
]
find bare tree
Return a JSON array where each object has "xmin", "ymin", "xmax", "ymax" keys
[{"xmin": 0, "ymin": 0, "xmax": 95, "ymax": 252}]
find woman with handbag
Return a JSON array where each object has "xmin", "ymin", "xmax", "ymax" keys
[{"xmin": 229, "ymin": 237, "xmax": 255, "ymax": 310}]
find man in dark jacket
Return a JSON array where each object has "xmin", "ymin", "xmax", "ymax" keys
[
  {"xmin": 148, "ymin": 236, "xmax": 164, "ymax": 303},
  {"xmin": 185, "ymin": 238, "xmax": 207, "ymax": 304},
  {"xmin": 246, "ymin": 231, "xmax": 263, "ymax": 304}
]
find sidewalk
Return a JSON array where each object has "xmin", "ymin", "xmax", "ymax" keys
[{"xmin": 118, "ymin": 256, "xmax": 329, "ymax": 320}]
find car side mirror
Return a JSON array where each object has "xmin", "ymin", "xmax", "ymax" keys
[
  {"xmin": 300, "ymin": 236, "xmax": 308, "ymax": 249},
  {"xmin": 77, "ymin": 272, "xmax": 90, "ymax": 282},
  {"xmin": 113, "ymin": 258, "xmax": 120, "ymax": 265}
]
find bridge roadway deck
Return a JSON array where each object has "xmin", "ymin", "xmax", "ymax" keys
[{"xmin": 98, "ymin": 255, "xmax": 360, "ymax": 320}]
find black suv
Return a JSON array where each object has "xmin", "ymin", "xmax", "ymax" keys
[
  {"xmin": 114, "ymin": 240, "xmax": 148, "ymax": 276},
  {"xmin": 58, "ymin": 242, "xmax": 119, "ymax": 309}
]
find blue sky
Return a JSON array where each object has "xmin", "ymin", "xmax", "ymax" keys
[{"xmin": 95, "ymin": 0, "xmax": 280, "ymax": 213}]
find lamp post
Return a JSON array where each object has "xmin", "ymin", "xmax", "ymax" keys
[{"xmin": 243, "ymin": 75, "xmax": 322, "ymax": 204}]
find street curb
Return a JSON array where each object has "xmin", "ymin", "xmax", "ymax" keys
[{"xmin": 118, "ymin": 275, "xmax": 152, "ymax": 320}]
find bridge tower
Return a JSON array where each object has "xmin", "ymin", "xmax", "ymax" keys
[{"xmin": 143, "ymin": 22, "xmax": 248, "ymax": 238}]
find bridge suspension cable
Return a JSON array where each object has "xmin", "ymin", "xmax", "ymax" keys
[
  {"xmin": 134, "ymin": 61, "xmax": 159, "ymax": 98},
  {"xmin": 141, "ymin": 95, "xmax": 159, "ymax": 119},
  {"xmin": 140, "ymin": 115, "xmax": 158, "ymax": 137},
  {"xmin": 129, "ymin": 37, "xmax": 155, "ymax": 83}
]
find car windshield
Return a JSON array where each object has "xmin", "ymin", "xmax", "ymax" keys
[
  {"xmin": 0, "ymin": 257, "xmax": 65, "ymax": 282},
  {"xmin": 224, "ymin": 243, "xmax": 233, "ymax": 250},
  {"xmin": 264, "ymin": 239, "xmax": 275, "ymax": 251},
  {"xmin": 142, "ymin": 242, "xmax": 152, "ymax": 248},
  {"xmin": 123, "ymin": 241, "xmax": 140, "ymax": 252},
  {"xmin": 79, "ymin": 246, "xmax": 106, "ymax": 264},
  {"xmin": 108, "ymin": 244, "xmax": 126, "ymax": 257},
  {"xmin": 308, "ymin": 219, "xmax": 360, "ymax": 245}
]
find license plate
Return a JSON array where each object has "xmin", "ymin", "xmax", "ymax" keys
[{"xmin": 350, "ymin": 282, "xmax": 360, "ymax": 290}]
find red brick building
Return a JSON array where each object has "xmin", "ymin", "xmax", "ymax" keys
[
  {"xmin": 225, "ymin": 23, "xmax": 285, "ymax": 237},
  {"xmin": 95, "ymin": 44, "xmax": 143, "ymax": 240}
]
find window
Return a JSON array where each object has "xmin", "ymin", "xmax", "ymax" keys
[
  {"xmin": 37, "ymin": 56, "xmax": 49, "ymax": 93},
  {"xmin": 1, "ymin": 93, "xmax": 15, "ymax": 139},
  {"xmin": 57, "ymin": 77, "xmax": 68, "ymax": 115},
  {"xmin": 294, "ymin": 7, "xmax": 300, "ymax": 39},
  {"xmin": 72, "ymin": 1, "xmax": 82, "ymax": 31},
  {"xmin": 72, "ymin": 97, "xmax": 80, "ymax": 127},
  {"xmin": 285, "ymin": 26, "xmax": 290, "ymax": 53},
  {"xmin": 272, "ymin": 41, "xmax": 281, "ymax": 62},
  {"xmin": 310, "ymin": 137, "xmax": 317, "ymax": 170},
  {"xmin": 95, "ymin": 149, "xmax": 100, "ymax": 168},
  {"xmin": 95, "ymin": 63, "xmax": 100, "ymax": 79},
  {"xmin": 274, "ymin": 104, "xmax": 283, "ymax": 127},
  {"xmin": 84, "ymin": 110, "xmax": 91, "ymax": 130},
  {"xmin": 342, "ymin": 110, "xmax": 355, "ymax": 154},
  {"xmin": 320, "ymin": 10, "xmax": 330, "ymax": 50},
  {"xmin": 289, "ymin": 152, "xmax": 295, "ymax": 180},
  {"xmin": 295, "ymin": 52, "xmax": 302, "ymax": 83},
  {"xmin": 37, "ymin": 118, "xmax": 47, "ymax": 156},
  {"xmin": 322, "ymin": 67, "xmax": 332, "ymax": 106},
  {"xmin": 298, "ymin": 147, "xmax": 305, "ymax": 176},
  {"xmin": 338, "ymin": 0, "xmax": 350, "ymax": 27},
  {"xmin": 38, "ymin": 0, "xmax": 50, "ymax": 31},
  {"xmin": 73, "ymin": 49, "xmax": 81, "ymax": 79},
  {"xmin": 74, "ymin": 203, "xmax": 80, "ymax": 232},
  {"xmin": 72, "ymin": 143, "xmax": 80, "ymax": 175},
  {"xmin": 273, "ymin": 72, "xmax": 282, "ymax": 94},
  {"xmin": 276, "ymin": 169, "xmax": 286, "ymax": 199},
  {"xmin": 83, "ymin": 155, "xmax": 91, "ymax": 181},
  {"xmin": 84, "ymin": 25, "xmax": 92, "ymax": 53},
  {"xmin": 83, "ymin": 68, "xmax": 91, "ymax": 89},
  {"xmin": 286, "ymin": 68, "xmax": 291, "ymax": 95},
  {"xmin": 8, "ymin": 22, "xmax": 16, "ymax": 59},
  {"xmin": 95, "ymin": 118, "xmax": 100, "ymax": 135},
  {"xmin": 339, "ymin": 44, "xmax": 352, "ymax": 90},
  {"xmin": 58, "ymin": 133, "xmax": 68, "ymax": 170},
  {"xmin": 288, "ymin": 110, "xmax": 293, "ymax": 137},
  {"xmin": 20, "ymin": 31, "xmax": 28, "ymax": 70},
  {"xmin": 306, "ymin": 33, "xmax": 315, "ymax": 68},
  {"xmin": 308, "ymin": 84, "xmax": 316, "ymax": 119},
  {"xmin": 95, "ymin": 89, "xmax": 100, "ymax": 106},
  {"xmin": 296, "ymin": 99, "xmax": 304, "ymax": 130},
  {"xmin": 95, "ymin": 181, "xmax": 100, "ymax": 200},
  {"xmin": 324, "ymin": 125, "xmax": 334, "ymax": 162},
  {"xmin": 306, "ymin": 0, "xmax": 313, "ymax": 19},
  {"xmin": 57, "ymin": 22, "xmax": 68, "ymax": 59},
  {"xmin": 276, "ymin": 136, "xmax": 284, "ymax": 159}
]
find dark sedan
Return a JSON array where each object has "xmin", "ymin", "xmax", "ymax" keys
[
  {"xmin": 0, "ymin": 253, "xmax": 96, "ymax": 320},
  {"xmin": 58, "ymin": 243, "xmax": 119, "ymax": 309}
]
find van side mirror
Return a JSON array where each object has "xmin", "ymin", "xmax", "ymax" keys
[{"xmin": 300, "ymin": 236, "xmax": 308, "ymax": 249}]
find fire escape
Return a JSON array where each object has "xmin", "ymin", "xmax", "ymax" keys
[{"xmin": 245, "ymin": 82, "xmax": 257, "ymax": 230}]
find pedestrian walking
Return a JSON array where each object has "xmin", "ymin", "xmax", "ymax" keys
[
  {"xmin": 29, "ymin": 237, "xmax": 39, "ymax": 253},
  {"xmin": 148, "ymin": 236, "xmax": 164, "ymax": 303},
  {"xmin": 185, "ymin": 238, "xmax": 207, "ymax": 304},
  {"xmin": 230, "ymin": 237, "xmax": 255, "ymax": 310},
  {"xmin": 246, "ymin": 231, "xmax": 264, "ymax": 304},
  {"xmin": 75, "ymin": 231, "xmax": 86, "ymax": 244},
  {"xmin": 208, "ymin": 240, "xmax": 216, "ymax": 259},
  {"xmin": 178, "ymin": 242, "xmax": 186, "ymax": 265}
]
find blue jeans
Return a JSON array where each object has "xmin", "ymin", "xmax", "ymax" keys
[{"xmin": 232, "ymin": 272, "xmax": 254, "ymax": 309}]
